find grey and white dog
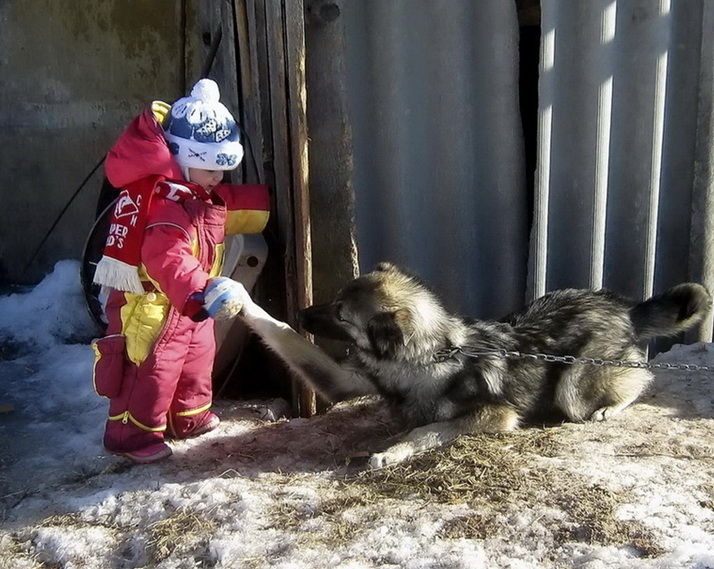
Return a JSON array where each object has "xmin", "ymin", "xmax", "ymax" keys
[{"xmin": 235, "ymin": 262, "xmax": 711, "ymax": 468}]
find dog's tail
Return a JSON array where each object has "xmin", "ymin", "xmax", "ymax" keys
[{"xmin": 630, "ymin": 283, "xmax": 712, "ymax": 341}]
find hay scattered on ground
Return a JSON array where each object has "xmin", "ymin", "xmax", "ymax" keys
[
  {"xmin": 146, "ymin": 506, "xmax": 217, "ymax": 563},
  {"xmin": 236, "ymin": 421, "xmax": 666, "ymax": 557},
  {"xmin": 351, "ymin": 430, "xmax": 559, "ymax": 505},
  {"xmin": 345, "ymin": 429, "xmax": 664, "ymax": 557}
]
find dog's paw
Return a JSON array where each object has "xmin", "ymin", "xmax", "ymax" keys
[
  {"xmin": 589, "ymin": 405, "xmax": 624, "ymax": 422},
  {"xmin": 368, "ymin": 444, "xmax": 414, "ymax": 469},
  {"xmin": 368, "ymin": 452, "xmax": 390, "ymax": 469},
  {"xmin": 368, "ymin": 452, "xmax": 395, "ymax": 469},
  {"xmin": 590, "ymin": 408, "xmax": 607, "ymax": 422}
]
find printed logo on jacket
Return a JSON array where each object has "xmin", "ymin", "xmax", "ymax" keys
[{"xmin": 107, "ymin": 190, "xmax": 142, "ymax": 249}]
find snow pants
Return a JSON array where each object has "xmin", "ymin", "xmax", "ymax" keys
[{"xmin": 96, "ymin": 291, "xmax": 216, "ymax": 454}]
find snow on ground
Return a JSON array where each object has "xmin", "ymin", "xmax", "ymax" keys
[{"xmin": 1, "ymin": 261, "xmax": 713, "ymax": 568}]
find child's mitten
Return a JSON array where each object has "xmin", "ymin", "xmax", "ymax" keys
[{"xmin": 203, "ymin": 277, "xmax": 249, "ymax": 320}]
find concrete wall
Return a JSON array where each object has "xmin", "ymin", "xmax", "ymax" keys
[{"xmin": 0, "ymin": 0, "xmax": 193, "ymax": 284}]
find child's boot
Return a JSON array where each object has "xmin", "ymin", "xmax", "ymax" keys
[
  {"xmin": 169, "ymin": 409, "xmax": 220, "ymax": 439},
  {"xmin": 104, "ymin": 415, "xmax": 172, "ymax": 464}
]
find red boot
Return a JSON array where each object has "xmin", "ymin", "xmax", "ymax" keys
[
  {"xmin": 112, "ymin": 442, "xmax": 173, "ymax": 464},
  {"xmin": 104, "ymin": 414, "xmax": 172, "ymax": 464},
  {"xmin": 168, "ymin": 410, "xmax": 220, "ymax": 439}
]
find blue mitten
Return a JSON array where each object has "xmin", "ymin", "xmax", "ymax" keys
[{"xmin": 203, "ymin": 277, "xmax": 249, "ymax": 320}]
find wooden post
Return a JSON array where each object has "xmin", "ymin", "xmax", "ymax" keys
[
  {"xmin": 284, "ymin": 2, "xmax": 316, "ymax": 416},
  {"xmin": 237, "ymin": 0, "xmax": 316, "ymax": 416}
]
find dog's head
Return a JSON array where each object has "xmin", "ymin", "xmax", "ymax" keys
[{"xmin": 299, "ymin": 263, "xmax": 447, "ymax": 360}]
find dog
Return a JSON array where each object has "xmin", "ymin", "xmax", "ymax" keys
[{"xmin": 235, "ymin": 262, "xmax": 711, "ymax": 468}]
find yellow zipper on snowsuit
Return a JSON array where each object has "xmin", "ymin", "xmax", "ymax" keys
[{"xmin": 107, "ymin": 410, "xmax": 166, "ymax": 432}]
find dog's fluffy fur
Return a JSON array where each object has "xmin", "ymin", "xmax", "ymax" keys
[{"xmin": 236, "ymin": 262, "xmax": 711, "ymax": 468}]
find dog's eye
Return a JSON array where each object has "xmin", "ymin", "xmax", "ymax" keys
[{"xmin": 335, "ymin": 302, "xmax": 348, "ymax": 322}]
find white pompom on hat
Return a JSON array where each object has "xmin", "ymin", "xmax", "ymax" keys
[{"xmin": 164, "ymin": 78, "xmax": 244, "ymax": 171}]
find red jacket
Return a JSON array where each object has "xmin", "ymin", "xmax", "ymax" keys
[{"xmin": 103, "ymin": 101, "xmax": 270, "ymax": 364}]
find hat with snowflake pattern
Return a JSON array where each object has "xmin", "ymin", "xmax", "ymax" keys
[{"xmin": 164, "ymin": 78, "xmax": 244, "ymax": 171}]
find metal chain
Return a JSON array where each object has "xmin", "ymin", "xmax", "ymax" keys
[{"xmin": 432, "ymin": 345, "xmax": 714, "ymax": 372}]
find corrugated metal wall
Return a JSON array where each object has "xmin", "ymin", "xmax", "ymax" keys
[
  {"xmin": 533, "ymin": 0, "xmax": 714, "ymax": 342},
  {"xmin": 534, "ymin": 0, "xmax": 702, "ymax": 292},
  {"xmin": 343, "ymin": 0, "xmax": 529, "ymax": 319},
  {"xmin": 341, "ymin": 0, "xmax": 714, "ymax": 341}
]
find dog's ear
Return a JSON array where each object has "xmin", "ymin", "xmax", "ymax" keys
[
  {"xmin": 375, "ymin": 262, "xmax": 397, "ymax": 273},
  {"xmin": 367, "ymin": 311, "xmax": 405, "ymax": 359}
]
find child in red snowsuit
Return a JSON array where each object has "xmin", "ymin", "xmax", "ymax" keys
[{"xmin": 91, "ymin": 79, "xmax": 270, "ymax": 463}]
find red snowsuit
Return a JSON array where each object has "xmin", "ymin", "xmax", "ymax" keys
[{"xmin": 92, "ymin": 102, "xmax": 269, "ymax": 455}]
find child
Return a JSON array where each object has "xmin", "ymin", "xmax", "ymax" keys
[{"xmin": 91, "ymin": 79, "xmax": 270, "ymax": 463}]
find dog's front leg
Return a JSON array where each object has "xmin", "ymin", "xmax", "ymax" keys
[
  {"xmin": 236, "ymin": 288, "xmax": 377, "ymax": 402},
  {"xmin": 368, "ymin": 404, "xmax": 520, "ymax": 469},
  {"xmin": 368, "ymin": 423, "xmax": 457, "ymax": 469}
]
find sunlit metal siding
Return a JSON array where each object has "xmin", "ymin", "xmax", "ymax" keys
[
  {"xmin": 533, "ymin": 0, "xmax": 705, "ymax": 300},
  {"xmin": 533, "ymin": 0, "xmax": 713, "ymax": 343}
]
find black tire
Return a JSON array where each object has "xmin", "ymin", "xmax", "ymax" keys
[{"xmin": 80, "ymin": 198, "xmax": 116, "ymax": 332}]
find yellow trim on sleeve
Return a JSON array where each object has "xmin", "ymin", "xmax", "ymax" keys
[
  {"xmin": 225, "ymin": 210, "xmax": 270, "ymax": 235},
  {"xmin": 211, "ymin": 242, "xmax": 225, "ymax": 277}
]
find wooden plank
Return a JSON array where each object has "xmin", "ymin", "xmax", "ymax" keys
[
  {"xmin": 283, "ymin": 0, "xmax": 316, "ymax": 417},
  {"xmin": 262, "ymin": 0, "xmax": 316, "ymax": 416},
  {"xmin": 216, "ymin": 2, "xmax": 240, "ymax": 141},
  {"xmin": 303, "ymin": 0, "xmax": 360, "ymax": 305},
  {"xmin": 232, "ymin": 0, "xmax": 266, "ymax": 184}
]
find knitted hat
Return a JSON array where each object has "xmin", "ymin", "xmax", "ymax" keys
[{"xmin": 164, "ymin": 79, "xmax": 244, "ymax": 171}]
